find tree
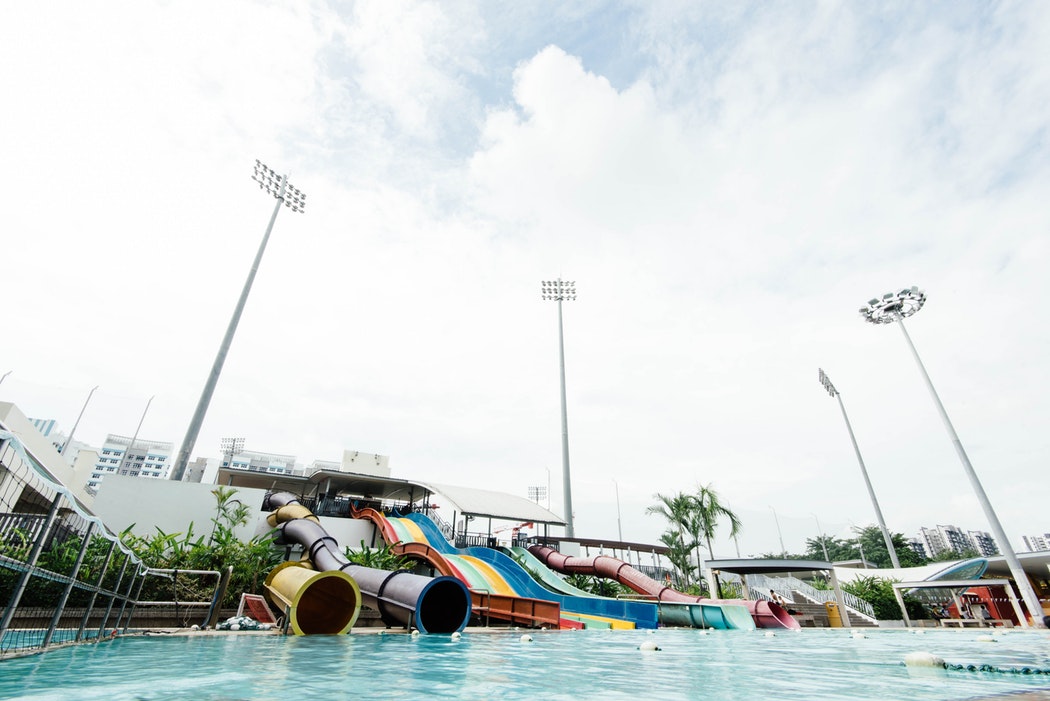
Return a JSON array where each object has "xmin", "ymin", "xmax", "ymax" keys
[
  {"xmin": 646, "ymin": 492, "xmax": 696, "ymax": 585},
  {"xmin": 803, "ymin": 535, "xmax": 858, "ymax": 562},
  {"xmin": 841, "ymin": 575, "xmax": 927, "ymax": 621},
  {"xmin": 853, "ymin": 525, "xmax": 927, "ymax": 568},
  {"xmin": 930, "ymin": 546, "xmax": 979, "ymax": 563},
  {"xmin": 658, "ymin": 529, "xmax": 697, "ymax": 586},
  {"xmin": 690, "ymin": 484, "xmax": 741, "ymax": 598},
  {"xmin": 691, "ymin": 484, "xmax": 742, "ymax": 560}
]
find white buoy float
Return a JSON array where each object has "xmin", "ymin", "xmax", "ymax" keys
[
  {"xmin": 903, "ymin": 652, "xmax": 946, "ymax": 668},
  {"xmin": 520, "ymin": 634, "xmax": 533, "ymax": 642},
  {"xmin": 451, "ymin": 631, "xmax": 462, "ymax": 640},
  {"xmin": 975, "ymin": 635, "xmax": 997, "ymax": 643},
  {"xmin": 639, "ymin": 640, "xmax": 660, "ymax": 651}
]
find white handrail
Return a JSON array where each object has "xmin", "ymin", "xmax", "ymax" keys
[{"xmin": 748, "ymin": 573, "xmax": 876, "ymax": 621}]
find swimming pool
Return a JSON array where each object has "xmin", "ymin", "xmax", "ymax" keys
[{"xmin": 2, "ymin": 628, "xmax": 1049, "ymax": 700}]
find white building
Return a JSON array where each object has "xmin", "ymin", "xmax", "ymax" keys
[
  {"xmin": 89, "ymin": 434, "xmax": 173, "ymax": 492},
  {"xmin": 222, "ymin": 448, "xmax": 300, "ymax": 476},
  {"xmin": 967, "ymin": 529, "xmax": 999, "ymax": 557},
  {"xmin": 1, "ymin": 402, "xmax": 95, "ymax": 512},
  {"xmin": 917, "ymin": 524, "xmax": 999, "ymax": 558},
  {"xmin": 1022, "ymin": 533, "xmax": 1050, "ymax": 552}
]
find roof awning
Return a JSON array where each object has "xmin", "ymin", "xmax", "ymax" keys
[
  {"xmin": 217, "ymin": 468, "xmax": 565, "ymax": 525},
  {"xmin": 422, "ymin": 482, "xmax": 566, "ymax": 526},
  {"xmin": 707, "ymin": 558, "xmax": 834, "ymax": 575}
]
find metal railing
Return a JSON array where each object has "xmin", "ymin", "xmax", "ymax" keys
[
  {"xmin": 1, "ymin": 432, "xmax": 229, "ymax": 656},
  {"xmin": 419, "ymin": 506, "xmax": 455, "ymax": 542},
  {"xmin": 748, "ymin": 573, "xmax": 876, "ymax": 620}
]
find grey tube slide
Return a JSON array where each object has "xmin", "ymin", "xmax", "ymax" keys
[{"xmin": 265, "ymin": 492, "xmax": 471, "ymax": 634}]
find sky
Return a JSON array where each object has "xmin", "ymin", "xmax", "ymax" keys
[{"xmin": 2, "ymin": 1, "xmax": 1048, "ymax": 559}]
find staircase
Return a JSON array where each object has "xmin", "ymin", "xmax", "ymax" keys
[
  {"xmin": 748, "ymin": 573, "xmax": 879, "ymax": 627},
  {"xmin": 784, "ymin": 599, "xmax": 877, "ymax": 628}
]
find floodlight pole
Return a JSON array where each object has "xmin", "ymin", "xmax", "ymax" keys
[
  {"xmin": 542, "ymin": 279, "xmax": 576, "ymax": 538},
  {"xmin": 812, "ymin": 513, "xmax": 831, "ymax": 561},
  {"xmin": 614, "ymin": 480, "xmax": 623, "ymax": 542},
  {"xmin": 61, "ymin": 385, "xmax": 98, "ymax": 458},
  {"xmin": 818, "ymin": 369, "xmax": 901, "ymax": 568},
  {"xmin": 861, "ymin": 287, "xmax": 1045, "ymax": 628},
  {"xmin": 221, "ymin": 437, "xmax": 245, "ymax": 470},
  {"xmin": 171, "ymin": 161, "xmax": 306, "ymax": 481},
  {"xmin": 116, "ymin": 396, "xmax": 154, "ymax": 475},
  {"xmin": 770, "ymin": 505, "xmax": 786, "ymax": 556}
]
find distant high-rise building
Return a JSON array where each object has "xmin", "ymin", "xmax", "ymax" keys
[
  {"xmin": 905, "ymin": 538, "xmax": 927, "ymax": 559},
  {"xmin": 185, "ymin": 457, "xmax": 210, "ymax": 484},
  {"xmin": 917, "ymin": 524, "xmax": 997, "ymax": 559},
  {"xmin": 967, "ymin": 530, "xmax": 999, "ymax": 557},
  {"xmin": 89, "ymin": 434, "xmax": 173, "ymax": 492},
  {"xmin": 1022, "ymin": 533, "xmax": 1050, "ymax": 552},
  {"xmin": 221, "ymin": 448, "xmax": 300, "ymax": 476}
]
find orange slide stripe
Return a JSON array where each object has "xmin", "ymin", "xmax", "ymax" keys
[{"xmin": 459, "ymin": 555, "xmax": 517, "ymax": 596}]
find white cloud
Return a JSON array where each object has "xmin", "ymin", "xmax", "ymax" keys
[{"xmin": 2, "ymin": 1, "xmax": 1049, "ymax": 556}]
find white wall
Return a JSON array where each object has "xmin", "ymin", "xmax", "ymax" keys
[
  {"xmin": 317, "ymin": 516, "xmax": 379, "ymax": 553},
  {"xmin": 92, "ymin": 476, "xmax": 271, "ymax": 541},
  {"xmin": 92, "ymin": 476, "xmax": 380, "ymax": 555}
]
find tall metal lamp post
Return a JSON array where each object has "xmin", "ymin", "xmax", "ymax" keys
[
  {"xmin": 769, "ymin": 505, "xmax": 786, "ymax": 556},
  {"xmin": 614, "ymin": 480, "xmax": 623, "ymax": 542},
  {"xmin": 171, "ymin": 161, "xmax": 306, "ymax": 481},
  {"xmin": 818, "ymin": 368, "xmax": 901, "ymax": 569},
  {"xmin": 116, "ymin": 396, "xmax": 154, "ymax": 476},
  {"xmin": 812, "ymin": 513, "xmax": 831, "ymax": 561},
  {"xmin": 860, "ymin": 286, "xmax": 1044, "ymax": 627},
  {"xmin": 542, "ymin": 278, "xmax": 576, "ymax": 538},
  {"xmin": 61, "ymin": 385, "xmax": 98, "ymax": 458}
]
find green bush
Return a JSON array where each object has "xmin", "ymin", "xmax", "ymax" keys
[
  {"xmin": 120, "ymin": 487, "xmax": 281, "ymax": 607},
  {"xmin": 842, "ymin": 575, "xmax": 926, "ymax": 620}
]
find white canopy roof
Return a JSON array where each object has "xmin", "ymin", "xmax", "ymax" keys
[{"xmin": 423, "ymin": 481, "xmax": 566, "ymax": 525}]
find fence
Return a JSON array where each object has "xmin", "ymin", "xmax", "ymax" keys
[{"xmin": 0, "ymin": 433, "xmax": 226, "ymax": 657}]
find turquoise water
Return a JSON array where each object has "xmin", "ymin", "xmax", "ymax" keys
[{"xmin": 2, "ymin": 628, "xmax": 1049, "ymax": 700}]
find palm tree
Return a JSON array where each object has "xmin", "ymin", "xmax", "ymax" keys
[
  {"xmin": 690, "ymin": 484, "xmax": 741, "ymax": 598},
  {"xmin": 646, "ymin": 492, "xmax": 696, "ymax": 585},
  {"xmin": 658, "ymin": 530, "xmax": 697, "ymax": 586},
  {"xmin": 692, "ymin": 484, "xmax": 741, "ymax": 560}
]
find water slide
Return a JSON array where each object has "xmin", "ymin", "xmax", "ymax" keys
[
  {"xmin": 508, "ymin": 546, "xmax": 750, "ymax": 630},
  {"xmin": 360, "ymin": 508, "xmax": 658, "ymax": 629},
  {"xmin": 263, "ymin": 492, "xmax": 471, "ymax": 634},
  {"xmin": 351, "ymin": 505, "xmax": 564, "ymax": 628},
  {"xmin": 529, "ymin": 544, "xmax": 798, "ymax": 630}
]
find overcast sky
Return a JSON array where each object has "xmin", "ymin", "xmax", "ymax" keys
[{"xmin": 3, "ymin": 1, "xmax": 1048, "ymax": 558}]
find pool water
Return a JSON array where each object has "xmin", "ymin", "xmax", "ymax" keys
[{"xmin": 2, "ymin": 628, "xmax": 1049, "ymax": 701}]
